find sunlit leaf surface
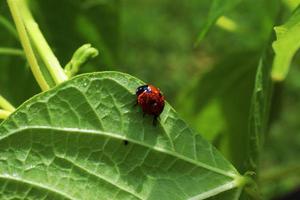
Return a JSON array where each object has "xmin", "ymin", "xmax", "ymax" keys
[
  {"xmin": 0, "ymin": 72, "xmax": 244, "ymax": 200},
  {"xmin": 272, "ymin": 5, "xmax": 300, "ymax": 81}
]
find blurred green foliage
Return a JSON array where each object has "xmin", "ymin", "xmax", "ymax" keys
[{"xmin": 1, "ymin": 0, "xmax": 300, "ymax": 199}]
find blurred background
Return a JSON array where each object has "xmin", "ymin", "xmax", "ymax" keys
[{"xmin": 0, "ymin": 0, "xmax": 299, "ymax": 199}]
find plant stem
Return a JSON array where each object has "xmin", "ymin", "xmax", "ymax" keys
[
  {"xmin": 19, "ymin": 0, "xmax": 68, "ymax": 84},
  {"xmin": 7, "ymin": 0, "xmax": 50, "ymax": 91},
  {"xmin": 0, "ymin": 15, "xmax": 19, "ymax": 40},
  {"xmin": 0, "ymin": 109, "xmax": 12, "ymax": 119},
  {"xmin": 0, "ymin": 47, "xmax": 24, "ymax": 56},
  {"xmin": 7, "ymin": 0, "xmax": 68, "ymax": 91},
  {"xmin": 0, "ymin": 95, "xmax": 15, "ymax": 112}
]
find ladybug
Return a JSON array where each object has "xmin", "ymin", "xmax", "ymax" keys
[{"xmin": 135, "ymin": 84, "xmax": 165, "ymax": 126}]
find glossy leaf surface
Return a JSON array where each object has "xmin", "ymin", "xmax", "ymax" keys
[
  {"xmin": 0, "ymin": 72, "xmax": 244, "ymax": 200},
  {"xmin": 272, "ymin": 5, "xmax": 300, "ymax": 81}
]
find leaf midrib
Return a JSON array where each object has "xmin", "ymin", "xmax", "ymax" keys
[{"xmin": 0, "ymin": 125, "xmax": 239, "ymax": 179}]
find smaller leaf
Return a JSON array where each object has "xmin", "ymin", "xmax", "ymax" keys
[
  {"xmin": 195, "ymin": 0, "xmax": 241, "ymax": 46},
  {"xmin": 272, "ymin": 5, "xmax": 300, "ymax": 81},
  {"xmin": 247, "ymin": 54, "xmax": 273, "ymax": 172},
  {"xmin": 64, "ymin": 43, "xmax": 99, "ymax": 78}
]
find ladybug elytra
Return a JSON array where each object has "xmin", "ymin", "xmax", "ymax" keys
[{"xmin": 135, "ymin": 84, "xmax": 165, "ymax": 126}]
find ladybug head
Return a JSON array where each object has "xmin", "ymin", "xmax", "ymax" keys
[{"xmin": 136, "ymin": 85, "xmax": 150, "ymax": 96}]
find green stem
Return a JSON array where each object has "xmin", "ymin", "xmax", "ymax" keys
[
  {"xmin": 0, "ymin": 95, "xmax": 15, "ymax": 112},
  {"xmin": 19, "ymin": 0, "xmax": 67, "ymax": 84},
  {"xmin": 0, "ymin": 109, "xmax": 12, "ymax": 119},
  {"xmin": 0, "ymin": 47, "xmax": 24, "ymax": 56},
  {"xmin": 7, "ymin": 0, "xmax": 50, "ymax": 91},
  {"xmin": 0, "ymin": 15, "xmax": 19, "ymax": 40}
]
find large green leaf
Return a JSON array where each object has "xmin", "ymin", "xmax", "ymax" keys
[
  {"xmin": 272, "ymin": 5, "xmax": 300, "ymax": 81},
  {"xmin": 0, "ymin": 72, "xmax": 245, "ymax": 200}
]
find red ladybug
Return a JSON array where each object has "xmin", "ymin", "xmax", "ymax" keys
[{"xmin": 135, "ymin": 84, "xmax": 165, "ymax": 125}]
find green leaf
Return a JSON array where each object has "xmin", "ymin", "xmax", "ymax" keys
[
  {"xmin": 282, "ymin": 0, "xmax": 300, "ymax": 11},
  {"xmin": 247, "ymin": 51, "xmax": 273, "ymax": 172},
  {"xmin": 64, "ymin": 44, "xmax": 99, "ymax": 78},
  {"xmin": 0, "ymin": 72, "xmax": 246, "ymax": 200},
  {"xmin": 272, "ymin": 5, "xmax": 300, "ymax": 81},
  {"xmin": 195, "ymin": 0, "xmax": 241, "ymax": 45}
]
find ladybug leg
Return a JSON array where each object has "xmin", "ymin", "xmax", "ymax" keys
[
  {"xmin": 123, "ymin": 140, "xmax": 129, "ymax": 145},
  {"xmin": 133, "ymin": 100, "xmax": 138, "ymax": 107},
  {"xmin": 152, "ymin": 115, "xmax": 158, "ymax": 126},
  {"xmin": 143, "ymin": 112, "xmax": 146, "ymax": 118}
]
